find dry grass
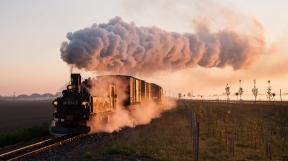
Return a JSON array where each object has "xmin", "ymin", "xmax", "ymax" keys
[
  {"xmin": 0, "ymin": 124, "xmax": 50, "ymax": 147},
  {"xmin": 84, "ymin": 102, "xmax": 288, "ymax": 161},
  {"xmin": 188, "ymin": 102, "xmax": 288, "ymax": 161},
  {"xmin": 85, "ymin": 106, "xmax": 194, "ymax": 161}
]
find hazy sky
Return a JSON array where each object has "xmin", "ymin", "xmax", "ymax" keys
[{"xmin": 0, "ymin": 0, "xmax": 288, "ymax": 97}]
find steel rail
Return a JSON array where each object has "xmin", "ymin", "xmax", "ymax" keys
[{"xmin": 0, "ymin": 134, "xmax": 86, "ymax": 161}]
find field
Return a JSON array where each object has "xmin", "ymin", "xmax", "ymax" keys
[
  {"xmin": 0, "ymin": 100, "xmax": 287, "ymax": 161},
  {"xmin": 0, "ymin": 100, "xmax": 53, "ymax": 132},
  {"xmin": 188, "ymin": 101, "xmax": 288, "ymax": 161},
  {"xmin": 46, "ymin": 101, "xmax": 288, "ymax": 161}
]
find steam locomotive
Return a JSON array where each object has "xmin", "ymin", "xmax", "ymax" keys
[{"xmin": 51, "ymin": 74, "xmax": 163, "ymax": 135}]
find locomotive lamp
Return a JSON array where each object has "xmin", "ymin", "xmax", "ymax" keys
[
  {"xmin": 81, "ymin": 101, "xmax": 88, "ymax": 106},
  {"xmin": 52, "ymin": 100, "xmax": 58, "ymax": 107},
  {"xmin": 67, "ymin": 85, "xmax": 73, "ymax": 90}
]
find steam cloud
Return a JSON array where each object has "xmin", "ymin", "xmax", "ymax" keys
[
  {"xmin": 86, "ymin": 77, "xmax": 176, "ymax": 133},
  {"xmin": 88, "ymin": 99, "xmax": 175, "ymax": 133},
  {"xmin": 61, "ymin": 17, "xmax": 265, "ymax": 74}
]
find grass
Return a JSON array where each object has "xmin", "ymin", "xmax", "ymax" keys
[
  {"xmin": 87, "ymin": 107, "xmax": 194, "ymax": 161},
  {"xmin": 189, "ymin": 102, "xmax": 288, "ymax": 161},
  {"xmin": 78, "ymin": 102, "xmax": 288, "ymax": 161},
  {"xmin": 83, "ymin": 151, "xmax": 94, "ymax": 159},
  {"xmin": 0, "ymin": 124, "xmax": 50, "ymax": 147},
  {"xmin": 101, "ymin": 143, "xmax": 137, "ymax": 156}
]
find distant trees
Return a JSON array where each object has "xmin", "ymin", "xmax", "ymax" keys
[
  {"xmin": 238, "ymin": 80, "xmax": 244, "ymax": 100},
  {"xmin": 267, "ymin": 80, "xmax": 276, "ymax": 101},
  {"xmin": 235, "ymin": 92, "xmax": 239, "ymax": 100},
  {"xmin": 225, "ymin": 84, "xmax": 230, "ymax": 101},
  {"xmin": 178, "ymin": 79, "xmax": 282, "ymax": 101},
  {"xmin": 178, "ymin": 92, "xmax": 194, "ymax": 99},
  {"xmin": 252, "ymin": 80, "xmax": 258, "ymax": 101},
  {"xmin": 0, "ymin": 93, "xmax": 55, "ymax": 100},
  {"xmin": 178, "ymin": 93, "xmax": 182, "ymax": 99}
]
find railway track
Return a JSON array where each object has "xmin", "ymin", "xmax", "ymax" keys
[{"xmin": 0, "ymin": 134, "xmax": 86, "ymax": 161}]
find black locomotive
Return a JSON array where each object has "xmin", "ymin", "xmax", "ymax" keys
[{"xmin": 51, "ymin": 74, "xmax": 163, "ymax": 135}]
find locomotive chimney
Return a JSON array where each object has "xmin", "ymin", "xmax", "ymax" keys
[{"xmin": 71, "ymin": 73, "xmax": 81, "ymax": 93}]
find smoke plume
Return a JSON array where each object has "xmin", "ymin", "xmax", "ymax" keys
[
  {"xmin": 88, "ymin": 99, "xmax": 175, "ymax": 133},
  {"xmin": 86, "ymin": 77, "xmax": 176, "ymax": 133},
  {"xmin": 61, "ymin": 17, "xmax": 265, "ymax": 75}
]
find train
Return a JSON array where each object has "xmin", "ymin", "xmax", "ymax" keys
[{"xmin": 50, "ymin": 73, "xmax": 163, "ymax": 135}]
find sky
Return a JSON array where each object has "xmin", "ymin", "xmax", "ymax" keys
[{"xmin": 0, "ymin": 0, "xmax": 288, "ymax": 99}]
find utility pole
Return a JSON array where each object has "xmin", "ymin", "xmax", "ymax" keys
[
  {"xmin": 191, "ymin": 112, "xmax": 199, "ymax": 161},
  {"xmin": 280, "ymin": 89, "xmax": 282, "ymax": 102}
]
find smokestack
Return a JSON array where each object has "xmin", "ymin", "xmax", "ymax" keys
[
  {"xmin": 71, "ymin": 73, "xmax": 81, "ymax": 92},
  {"xmin": 60, "ymin": 17, "xmax": 265, "ymax": 74}
]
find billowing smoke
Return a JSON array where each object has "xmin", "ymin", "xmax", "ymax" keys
[
  {"xmin": 88, "ymin": 98, "xmax": 175, "ymax": 133},
  {"xmin": 86, "ymin": 77, "xmax": 175, "ymax": 133},
  {"xmin": 61, "ymin": 17, "xmax": 265, "ymax": 74}
]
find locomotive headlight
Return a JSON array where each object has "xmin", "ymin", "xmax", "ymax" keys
[
  {"xmin": 53, "ymin": 100, "xmax": 58, "ymax": 106},
  {"xmin": 67, "ymin": 85, "xmax": 72, "ymax": 90},
  {"xmin": 81, "ymin": 101, "xmax": 88, "ymax": 106}
]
